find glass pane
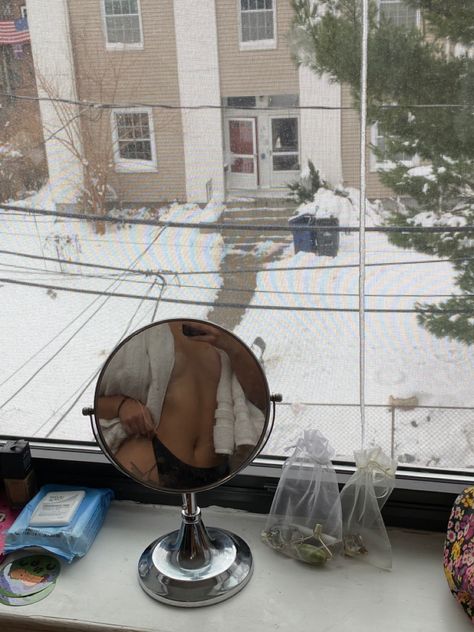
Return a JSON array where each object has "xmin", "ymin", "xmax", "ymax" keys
[
  {"xmin": 226, "ymin": 96, "xmax": 257, "ymax": 108},
  {"xmin": 229, "ymin": 120, "xmax": 254, "ymax": 155},
  {"xmin": 272, "ymin": 118, "xmax": 298, "ymax": 152},
  {"xmin": 2, "ymin": 0, "xmax": 471, "ymax": 485},
  {"xmin": 272, "ymin": 154, "xmax": 299, "ymax": 171},
  {"xmin": 380, "ymin": 0, "xmax": 417, "ymax": 27},
  {"xmin": 268, "ymin": 94, "xmax": 299, "ymax": 108},
  {"xmin": 230, "ymin": 157, "xmax": 254, "ymax": 173}
]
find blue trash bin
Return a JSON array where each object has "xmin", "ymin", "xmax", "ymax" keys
[{"xmin": 288, "ymin": 214, "xmax": 316, "ymax": 254}]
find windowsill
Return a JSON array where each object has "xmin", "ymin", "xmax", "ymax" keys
[
  {"xmin": 105, "ymin": 43, "xmax": 144, "ymax": 51},
  {"xmin": 114, "ymin": 163, "xmax": 157, "ymax": 174},
  {"xmin": 239, "ymin": 40, "xmax": 277, "ymax": 51},
  {"xmin": 0, "ymin": 501, "xmax": 470, "ymax": 631}
]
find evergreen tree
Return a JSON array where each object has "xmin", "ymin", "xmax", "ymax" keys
[
  {"xmin": 290, "ymin": 0, "xmax": 474, "ymax": 344},
  {"xmin": 287, "ymin": 159, "xmax": 325, "ymax": 203}
]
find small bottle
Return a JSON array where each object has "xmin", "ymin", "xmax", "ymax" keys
[{"xmin": 0, "ymin": 440, "xmax": 37, "ymax": 508}]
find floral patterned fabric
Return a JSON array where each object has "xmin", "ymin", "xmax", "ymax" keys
[{"xmin": 444, "ymin": 486, "xmax": 474, "ymax": 621}]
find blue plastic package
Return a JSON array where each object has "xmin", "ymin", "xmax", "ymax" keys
[{"xmin": 5, "ymin": 484, "xmax": 114, "ymax": 562}]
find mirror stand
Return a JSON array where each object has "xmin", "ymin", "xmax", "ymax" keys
[{"xmin": 138, "ymin": 493, "xmax": 253, "ymax": 607}]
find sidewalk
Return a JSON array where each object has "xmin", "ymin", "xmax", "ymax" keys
[{"xmin": 207, "ymin": 204, "xmax": 295, "ymax": 330}]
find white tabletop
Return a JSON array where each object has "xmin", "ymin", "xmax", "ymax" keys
[{"xmin": 0, "ymin": 501, "xmax": 471, "ymax": 632}]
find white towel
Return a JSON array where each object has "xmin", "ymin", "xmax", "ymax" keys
[
  {"xmin": 99, "ymin": 324, "xmax": 175, "ymax": 453},
  {"xmin": 98, "ymin": 325, "xmax": 265, "ymax": 456},
  {"xmin": 213, "ymin": 350, "xmax": 266, "ymax": 455}
]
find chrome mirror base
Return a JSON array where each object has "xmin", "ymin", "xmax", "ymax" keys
[{"xmin": 138, "ymin": 494, "xmax": 253, "ymax": 607}]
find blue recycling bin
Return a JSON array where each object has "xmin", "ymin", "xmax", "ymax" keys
[{"xmin": 288, "ymin": 214, "xmax": 317, "ymax": 254}]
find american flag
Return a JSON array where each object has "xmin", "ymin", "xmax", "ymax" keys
[{"xmin": 0, "ymin": 18, "xmax": 30, "ymax": 45}]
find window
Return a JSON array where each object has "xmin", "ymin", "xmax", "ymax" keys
[
  {"xmin": 239, "ymin": 0, "xmax": 276, "ymax": 50},
  {"xmin": 271, "ymin": 117, "xmax": 299, "ymax": 172},
  {"xmin": 370, "ymin": 122, "xmax": 417, "ymax": 170},
  {"xmin": 1, "ymin": 0, "xmax": 473, "ymax": 525},
  {"xmin": 226, "ymin": 96, "xmax": 257, "ymax": 108},
  {"xmin": 103, "ymin": 0, "xmax": 143, "ymax": 48},
  {"xmin": 111, "ymin": 109, "xmax": 156, "ymax": 171},
  {"xmin": 20, "ymin": 5, "xmax": 27, "ymax": 19},
  {"xmin": 379, "ymin": 0, "xmax": 419, "ymax": 28}
]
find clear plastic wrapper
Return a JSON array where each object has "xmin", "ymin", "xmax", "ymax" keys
[{"xmin": 261, "ymin": 429, "xmax": 342, "ymax": 566}]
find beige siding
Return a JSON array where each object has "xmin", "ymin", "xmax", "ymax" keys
[
  {"xmin": 341, "ymin": 85, "xmax": 394, "ymax": 199},
  {"xmin": 67, "ymin": 0, "xmax": 186, "ymax": 203},
  {"xmin": 216, "ymin": 0, "xmax": 299, "ymax": 96}
]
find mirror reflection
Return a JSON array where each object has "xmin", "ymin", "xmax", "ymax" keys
[{"xmin": 94, "ymin": 320, "xmax": 269, "ymax": 491}]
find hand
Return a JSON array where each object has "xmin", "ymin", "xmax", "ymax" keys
[
  {"xmin": 181, "ymin": 322, "xmax": 239, "ymax": 355},
  {"xmin": 119, "ymin": 398, "xmax": 155, "ymax": 437}
]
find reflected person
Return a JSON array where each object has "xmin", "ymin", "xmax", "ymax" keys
[{"xmin": 96, "ymin": 321, "xmax": 266, "ymax": 489}]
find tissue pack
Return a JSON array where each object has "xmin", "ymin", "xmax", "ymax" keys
[{"xmin": 5, "ymin": 484, "xmax": 114, "ymax": 562}]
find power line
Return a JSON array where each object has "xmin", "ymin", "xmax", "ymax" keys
[
  {"xmin": 2, "ymin": 105, "xmax": 91, "ymax": 164},
  {"xmin": 0, "ymin": 226, "xmax": 168, "ymax": 409},
  {"xmin": 2, "ymin": 202, "xmax": 474, "ymax": 233},
  {"xmin": 0, "ymin": 285, "xmax": 110, "ymax": 391},
  {"xmin": 1, "ymin": 275, "xmax": 472, "ymax": 314},
  {"xmin": 0, "ymin": 249, "xmax": 167, "ymax": 281},
  {"xmin": 0, "ymin": 258, "xmax": 466, "ymax": 299},
  {"xmin": 2, "ymin": 246, "xmax": 474, "ymax": 280},
  {"xmin": 40, "ymin": 275, "xmax": 163, "ymax": 439},
  {"xmin": 1, "ymin": 91, "xmax": 470, "ymax": 111}
]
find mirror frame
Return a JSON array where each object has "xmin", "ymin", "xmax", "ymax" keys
[{"xmin": 92, "ymin": 318, "xmax": 271, "ymax": 494}]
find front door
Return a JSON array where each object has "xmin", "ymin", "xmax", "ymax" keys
[
  {"xmin": 226, "ymin": 118, "xmax": 258, "ymax": 189},
  {"xmin": 270, "ymin": 116, "xmax": 300, "ymax": 187}
]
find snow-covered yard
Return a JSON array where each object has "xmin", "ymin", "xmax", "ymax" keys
[{"xmin": 0, "ymin": 185, "xmax": 473, "ymax": 469}]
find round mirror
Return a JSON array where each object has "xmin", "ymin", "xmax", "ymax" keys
[{"xmin": 93, "ymin": 318, "xmax": 270, "ymax": 493}]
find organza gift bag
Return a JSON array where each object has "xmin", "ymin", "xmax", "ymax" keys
[
  {"xmin": 261, "ymin": 429, "xmax": 342, "ymax": 566},
  {"xmin": 340, "ymin": 446, "xmax": 397, "ymax": 570}
]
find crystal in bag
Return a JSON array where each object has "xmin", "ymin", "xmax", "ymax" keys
[
  {"xmin": 261, "ymin": 429, "xmax": 342, "ymax": 566},
  {"xmin": 339, "ymin": 446, "xmax": 396, "ymax": 570}
]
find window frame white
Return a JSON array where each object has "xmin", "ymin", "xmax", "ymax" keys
[
  {"xmin": 378, "ymin": 0, "xmax": 421, "ymax": 28},
  {"xmin": 370, "ymin": 121, "xmax": 419, "ymax": 172},
  {"xmin": 269, "ymin": 114, "xmax": 300, "ymax": 177},
  {"xmin": 111, "ymin": 107, "xmax": 157, "ymax": 173},
  {"xmin": 101, "ymin": 0, "xmax": 144, "ymax": 51},
  {"xmin": 238, "ymin": 0, "xmax": 278, "ymax": 52}
]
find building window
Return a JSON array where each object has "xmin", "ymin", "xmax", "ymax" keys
[
  {"xmin": 271, "ymin": 117, "xmax": 299, "ymax": 172},
  {"xmin": 379, "ymin": 0, "xmax": 419, "ymax": 28},
  {"xmin": 239, "ymin": 0, "xmax": 276, "ymax": 50},
  {"xmin": 371, "ymin": 122, "xmax": 416, "ymax": 170},
  {"xmin": 103, "ymin": 0, "xmax": 143, "ymax": 48},
  {"xmin": 112, "ymin": 109, "xmax": 157, "ymax": 172},
  {"xmin": 226, "ymin": 96, "xmax": 257, "ymax": 108}
]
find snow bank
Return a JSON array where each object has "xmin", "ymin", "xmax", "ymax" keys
[{"xmin": 294, "ymin": 186, "xmax": 383, "ymax": 226}]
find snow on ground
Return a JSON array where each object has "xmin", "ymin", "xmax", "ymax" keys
[
  {"xmin": 0, "ymin": 186, "xmax": 473, "ymax": 469},
  {"xmin": 235, "ymin": 190, "xmax": 474, "ymax": 467},
  {"xmin": 0, "ymin": 190, "xmax": 225, "ymax": 441},
  {"xmin": 294, "ymin": 187, "xmax": 383, "ymax": 226}
]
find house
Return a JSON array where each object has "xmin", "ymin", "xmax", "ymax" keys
[
  {"xmin": 0, "ymin": 0, "xmax": 46, "ymax": 199},
  {"xmin": 26, "ymin": 0, "xmax": 419, "ymax": 208}
]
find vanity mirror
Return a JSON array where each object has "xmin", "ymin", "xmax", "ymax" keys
[{"xmin": 83, "ymin": 318, "xmax": 277, "ymax": 607}]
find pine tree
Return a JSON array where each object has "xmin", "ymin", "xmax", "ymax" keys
[
  {"xmin": 287, "ymin": 159, "xmax": 325, "ymax": 203},
  {"xmin": 290, "ymin": 0, "xmax": 474, "ymax": 344}
]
